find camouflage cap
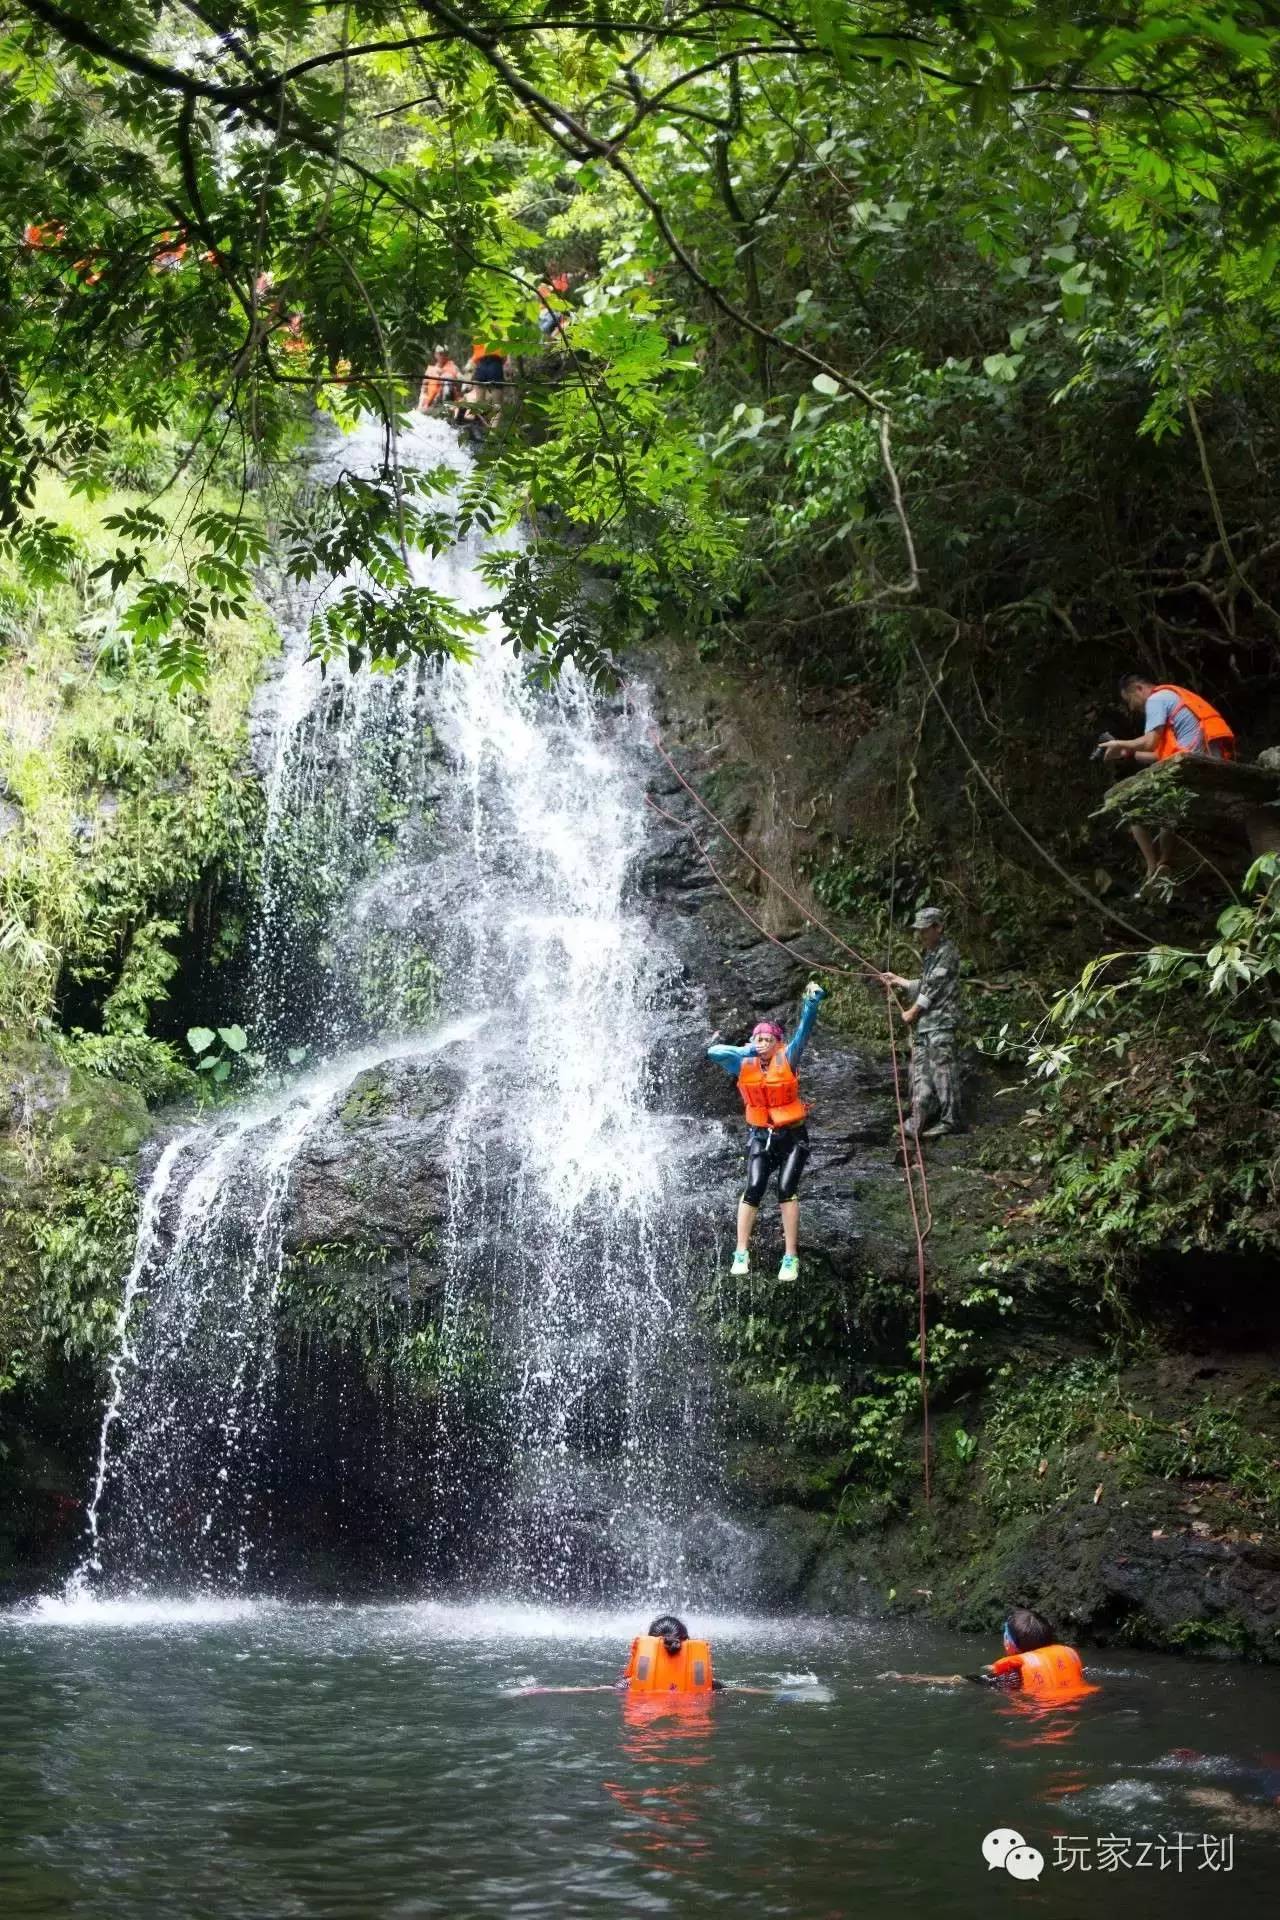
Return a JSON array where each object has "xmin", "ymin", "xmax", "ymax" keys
[{"xmin": 911, "ymin": 905, "xmax": 945, "ymax": 930}]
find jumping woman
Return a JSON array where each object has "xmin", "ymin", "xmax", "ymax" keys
[{"xmin": 708, "ymin": 981, "xmax": 825, "ymax": 1281}]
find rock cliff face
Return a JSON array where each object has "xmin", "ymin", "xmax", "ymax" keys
[
  {"xmin": 284, "ymin": 1061, "xmax": 463, "ymax": 1269},
  {"xmin": 6, "ymin": 648, "xmax": 1277, "ymax": 1656},
  {"xmin": 243, "ymin": 699, "xmax": 1279, "ymax": 1656},
  {"xmin": 630, "ymin": 668, "xmax": 1280, "ymax": 1662},
  {"xmin": 269, "ymin": 740, "xmax": 911, "ymax": 1300},
  {"xmin": 636, "ymin": 753, "xmax": 911, "ymax": 1276}
]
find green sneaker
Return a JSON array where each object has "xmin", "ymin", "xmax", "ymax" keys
[
  {"xmin": 778, "ymin": 1253, "xmax": 800, "ymax": 1282},
  {"xmin": 730, "ymin": 1249, "xmax": 750, "ymax": 1277}
]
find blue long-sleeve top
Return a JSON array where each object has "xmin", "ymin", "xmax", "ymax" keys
[{"xmin": 707, "ymin": 992, "xmax": 823, "ymax": 1078}]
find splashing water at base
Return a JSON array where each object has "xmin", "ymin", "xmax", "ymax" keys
[{"xmin": 74, "ymin": 415, "xmax": 718, "ymax": 1601}]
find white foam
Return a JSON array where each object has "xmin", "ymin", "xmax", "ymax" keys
[
  {"xmin": 6, "ymin": 1595, "xmax": 851, "ymax": 1646},
  {"xmin": 10, "ymin": 1594, "xmax": 287, "ymax": 1630},
  {"xmin": 352, "ymin": 1599, "xmax": 851, "ymax": 1646},
  {"xmin": 1073, "ymin": 1780, "xmax": 1173, "ymax": 1812}
]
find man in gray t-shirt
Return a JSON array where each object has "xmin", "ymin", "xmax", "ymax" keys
[
  {"xmin": 1102, "ymin": 674, "xmax": 1232, "ymax": 767},
  {"xmin": 1100, "ymin": 672, "xmax": 1234, "ymax": 888}
]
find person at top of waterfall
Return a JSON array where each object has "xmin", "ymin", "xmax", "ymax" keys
[
  {"xmin": 1098, "ymin": 672, "xmax": 1235, "ymax": 892},
  {"xmin": 418, "ymin": 344, "xmax": 460, "ymax": 412},
  {"xmin": 465, "ymin": 341, "xmax": 506, "ymax": 403},
  {"xmin": 536, "ymin": 269, "xmax": 572, "ymax": 341},
  {"xmin": 707, "ymin": 981, "xmax": 826, "ymax": 1284},
  {"xmin": 454, "ymin": 341, "xmax": 508, "ymax": 440}
]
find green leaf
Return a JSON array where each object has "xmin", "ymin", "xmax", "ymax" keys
[
  {"xmin": 186, "ymin": 1026, "xmax": 216, "ymax": 1055},
  {"xmin": 217, "ymin": 1025, "xmax": 248, "ymax": 1053},
  {"xmin": 982, "ymin": 352, "xmax": 1023, "ymax": 384},
  {"xmin": 811, "ymin": 373, "xmax": 842, "ymax": 396}
]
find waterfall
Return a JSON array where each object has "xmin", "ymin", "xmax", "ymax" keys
[{"xmin": 77, "ymin": 415, "xmax": 720, "ymax": 1600}]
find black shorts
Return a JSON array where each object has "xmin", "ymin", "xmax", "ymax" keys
[{"xmin": 742, "ymin": 1124, "xmax": 810, "ymax": 1206}]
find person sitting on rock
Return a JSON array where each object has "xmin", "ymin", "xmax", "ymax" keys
[
  {"xmin": 419, "ymin": 344, "xmax": 460, "ymax": 412},
  {"xmin": 707, "ymin": 981, "xmax": 825, "ymax": 1283},
  {"xmin": 457, "ymin": 341, "xmax": 507, "ymax": 437},
  {"xmin": 1099, "ymin": 672, "xmax": 1235, "ymax": 890},
  {"xmin": 886, "ymin": 906, "xmax": 962, "ymax": 1139}
]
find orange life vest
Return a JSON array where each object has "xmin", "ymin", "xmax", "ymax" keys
[
  {"xmin": 624, "ymin": 1635, "xmax": 714, "ymax": 1694},
  {"xmin": 991, "ymin": 1644, "xmax": 1098, "ymax": 1702},
  {"xmin": 737, "ymin": 1051, "xmax": 807, "ymax": 1130},
  {"xmin": 421, "ymin": 360, "xmax": 460, "ymax": 408},
  {"xmin": 1150, "ymin": 684, "xmax": 1234, "ymax": 762}
]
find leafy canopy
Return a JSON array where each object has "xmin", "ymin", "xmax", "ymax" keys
[{"xmin": 3, "ymin": 3, "xmax": 1278, "ymax": 684}]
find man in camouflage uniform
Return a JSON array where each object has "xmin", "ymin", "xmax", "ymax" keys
[{"xmin": 887, "ymin": 906, "xmax": 963, "ymax": 1138}]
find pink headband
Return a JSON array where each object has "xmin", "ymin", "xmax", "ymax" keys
[{"xmin": 751, "ymin": 1021, "xmax": 784, "ymax": 1041}]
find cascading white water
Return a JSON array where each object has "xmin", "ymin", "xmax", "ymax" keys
[
  {"xmin": 423, "ymin": 582, "xmax": 709, "ymax": 1596},
  {"xmin": 74, "ymin": 1025, "xmax": 483, "ymax": 1591},
  {"xmin": 77, "ymin": 415, "xmax": 718, "ymax": 1599}
]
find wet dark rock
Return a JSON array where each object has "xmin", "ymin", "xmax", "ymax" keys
[
  {"xmin": 725, "ymin": 1454, "xmax": 1280, "ymax": 1660},
  {"xmin": 736, "ymin": 1494, "xmax": 1280, "ymax": 1660},
  {"xmin": 282, "ymin": 1058, "xmax": 497, "ymax": 1265},
  {"xmin": 258, "ymin": 713, "xmax": 918, "ymax": 1296},
  {"xmin": 1092, "ymin": 1529, "xmax": 1280, "ymax": 1651}
]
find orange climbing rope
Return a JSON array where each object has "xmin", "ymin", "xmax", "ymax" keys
[{"xmin": 645, "ymin": 728, "xmax": 934, "ymax": 1503}]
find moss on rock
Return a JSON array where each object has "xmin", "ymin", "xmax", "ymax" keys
[{"xmin": 0, "ymin": 1039, "xmax": 145, "ymax": 1392}]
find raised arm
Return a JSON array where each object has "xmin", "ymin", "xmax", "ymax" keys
[{"xmin": 784, "ymin": 984, "xmax": 825, "ymax": 1068}]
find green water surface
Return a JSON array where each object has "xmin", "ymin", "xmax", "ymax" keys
[{"xmin": 1, "ymin": 1599, "xmax": 1276, "ymax": 1919}]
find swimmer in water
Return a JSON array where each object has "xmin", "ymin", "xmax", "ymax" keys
[
  {"xmin": 880, "ymin": 1607, "xmax": 1097, "ymax": 1699},
  {"xmin": 510, "ymin": 1615, "xmax": 774, "ymax": 1697},
  {"xmin": 1160, "ymin": 1749, "xmax": 1280, "ymax": 1835}
]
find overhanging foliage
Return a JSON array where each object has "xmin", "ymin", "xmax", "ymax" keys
[{"xmin": 3, "ymin": 3, "xmax": 1278, "ymax": 687}]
